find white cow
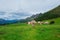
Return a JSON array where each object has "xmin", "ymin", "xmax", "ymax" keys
[
  {"xmin": 28, "ymin": 20, "xmax": 37, "ymax": 26},
  {"xmin": 28, "ymin": 22, "xmax": 31, "ymax": 25},
  {"xmin": 38, "ymin": 21, "xmax": 44, "ymax": 25},
  {"xmin": 44, "ymin": 21, "xmax": 49, "ymax": 24},
  {"xmin": 38, "ymin": 21, "xmax": 40, "ymax": 24}
]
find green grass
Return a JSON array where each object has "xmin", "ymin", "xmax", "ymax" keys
[{"xmin": 0, "ymin": 18, "xmax": 60, "ymax": 40}]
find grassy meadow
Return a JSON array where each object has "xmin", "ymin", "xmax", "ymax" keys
[{"xmin": 0, "ymin": 18, "xmax": 60, "ymax": 40}]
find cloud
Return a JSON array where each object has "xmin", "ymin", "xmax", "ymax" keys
[
  {"xmin": 0, "ymin": 12, "xmax": 32, "ymax": 20},
  {"xmin": 0, "ymin": 11, "xmax": 6, "ymax": 15},
  {"xmin": 0, "ymin": 0, "xmax": 60, "ymax": 12},
  {"xmin": 20, "ymin": 0, "xmax": 60, "ymax": 13},
  {"xmin": 0, "ymin": 0, "xmax": 60, "ymax": 20}
]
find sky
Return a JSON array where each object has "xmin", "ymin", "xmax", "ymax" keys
[{"xmin": 0, "ymin": 0, "xmax": 60, "ymax": 20}]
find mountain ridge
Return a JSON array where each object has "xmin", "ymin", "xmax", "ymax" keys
[{"xmin": 24, "ymin": 5, "xmax": 60, "ymax": 22}]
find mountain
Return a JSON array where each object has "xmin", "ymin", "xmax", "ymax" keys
[
  {"xmin": 22, "ymin": 5, "xmax": 60, "ymax": 22},
  {"xmin": 0, "ymin": 12, "xmax": 32, "ymax": 24},
  {"xmin": 0, "ymin": 19, "xmax": 18, "ymax": 25},
  {"xmin": 18, "ymin": 13, "xmax": 43, "ymax": 23},
  {"xmin": 34, "ymin": 5, "xmax": 60, "ymax": 21},
  {"xmin": 26, "ymin": 13, "xmax": 43, "ymax": 21},
  {"xmin": 0, "ymin": 5, "xmax": 60, "ymax": 24}
]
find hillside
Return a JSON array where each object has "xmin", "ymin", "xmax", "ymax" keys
[
  {"xmin": 23, "ymin": 5, "xmax": 60, "ymax": 22},
  {"xmin": 19, "ymin": 13, "xmax": 43, "ymax": 23},
  {"xmin": 47, "ymin": 5, "xmax": 60, "ymax": 14},
  {"xmin": 35, "ymin": 5, "xmax": 60, "ymax": 21},
  {"xmin": 17, "ymin": 5, "xmax": 60, "ymax": 23}
]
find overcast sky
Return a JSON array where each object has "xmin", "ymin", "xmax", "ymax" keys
[{"xmin": 0, "ymin": 0, "xmax": 60, "ymax": 20}]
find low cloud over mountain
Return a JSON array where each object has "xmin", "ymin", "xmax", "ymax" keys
[{"xmin": 0, "ymin": 11, "xmax": 32, "ymax": 20}]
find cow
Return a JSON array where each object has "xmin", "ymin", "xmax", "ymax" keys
[
  {"xmin": 38, "ymin": 21, "xmax": 44, "ymax": 25},
  {"xmin": 44, "ymin": 21, "xmax": 49, "ymax": 24},
  {"xmin": 28, "ymin": 20, "xmax": 37, "ymax": 27},
  {"xmin": 28, "ymin": 22, "xmax": 31, "ymax": 25}
]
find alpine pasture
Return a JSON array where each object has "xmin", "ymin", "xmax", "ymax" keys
[{"xmin": 0, "ymin": 18, "xmax": 60, "ymax": 40}]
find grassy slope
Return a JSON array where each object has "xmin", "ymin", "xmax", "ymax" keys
[
  {"xmin": 0, "ymin": 18, "xmax": 60, "ymax": 40},
  {"xmin": 44, "ymin": 17, "xmax": 60, "ymax": 25}
]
